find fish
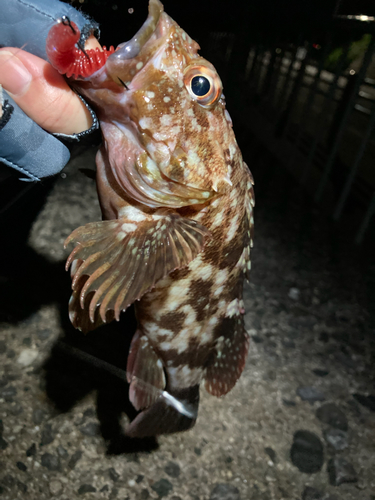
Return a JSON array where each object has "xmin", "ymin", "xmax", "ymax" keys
[{"xmin": 46, "ymin": 0, "xmax": 255, "ymax": 437}]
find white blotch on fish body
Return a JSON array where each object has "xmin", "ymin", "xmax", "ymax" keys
[
  {"xmin": 118, "ymin": 206, "xmax": 148, "ymax": 222},
  {"xmin": 211, "ymin": 208, "xmax": 226, "ymax": 229},
  {"xmin": 180, "ymin": 304, "xmax": 197, "ymax": 326},
  {"xmin": 139, "ymin": 117, "xmax": 153, "ymax": 130},
  {"xmin": 225, "ymin": 213, "xmax": 240, "ymax": 242},
  {"xmin": 167, "ymin": 365, "xmax": 203, "ymax": 387},
  {"xmin": 145, "ymin": 91, "xmax": 155, "ymax": 98},
  {"xmin": 163, "ymin": 96, "xmax": 171, "ymax": 103},
  {"xmin": 215, "ymin": 269, "xmax": 228, "ymax": 286},
  {"xmin": 200, "ymin": 264, "xmax": 215, "ymax": 281},
  {"xmin": 160, "ymin": 115, "xmax": 172, "ymax": 126},
  {"xmin": 136, "ymin": 61, "xmax": 143, "ymax": 70},
  {"xmin": 226, "ymin": 298, "xmax": 240, "ymax": 317}
]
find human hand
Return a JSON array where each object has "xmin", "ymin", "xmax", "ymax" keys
[{"xmin": 0, "ymin": 0, "xmax": 100, "ymax": 181}]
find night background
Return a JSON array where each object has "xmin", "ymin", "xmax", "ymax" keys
[{"xmin": 0, "ymin": 0, "xmax": 375, "ymax": 499}]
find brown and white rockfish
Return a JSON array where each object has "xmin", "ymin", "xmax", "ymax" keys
[{"xmin": 46, "ymin": 0, "xmax": 254, "ymax": 437}]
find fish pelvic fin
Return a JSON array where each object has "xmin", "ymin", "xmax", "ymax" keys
[
  {"xmin": 204, "ymin": 316, "xmax": 249, "ymax": 397},
  {"xmin": 127, "ymin": 330, "xmax": 166, "ymax": 411},
  {"xmin": 125, "ymin": 385, "xmax": 199, "ymax": 438},
  {"xmin": 65, "ymin": 212, "xmax": 210, "ymax": 332}
]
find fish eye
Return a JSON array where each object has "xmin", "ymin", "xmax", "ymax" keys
[
  {"xmin": 191, "ymin": 75, "xmax": 211, "ymax": 97},
  {"xmin": 183, "ymin": 64, "xmax": 222, "ymax": 107}
]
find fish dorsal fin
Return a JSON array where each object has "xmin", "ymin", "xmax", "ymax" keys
[
  {"xmin": 204, "ymin": 316, "xmax": 249, "ymax": 397},
  {"xmin": 65, "ymin": 212, "xmax": 210, "ymax": 331},
  {"xmin": 127, "ymin": 330, "xmax": 166, "ymax": 411}
]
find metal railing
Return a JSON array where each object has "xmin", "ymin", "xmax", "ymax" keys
[{"xmin": 211, "ymin": 17, "xmax": 375, "ymax": 244}]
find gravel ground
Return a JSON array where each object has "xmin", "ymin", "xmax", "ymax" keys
[{"xmin": 0, "ymin": 139, "xmax": 374, "ymax": 500}]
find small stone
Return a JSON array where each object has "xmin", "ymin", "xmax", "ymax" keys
[
  {"xmin": 140, "ymin": 490, "xmax": 150, "ymax": 499},
  {"xmin": 171, "ymin": 497, "xmax": 182, "ymax": 500},
  {"xmin": 327, "ymin": 457, "xmax": 358, "ymax": 486},
  {"xmin": 40, "ymin": 423, "xmax": 56, "ymax": 446},
  {"xmin": 22, "ymin": 337, "xmax": 31, "ymax": 346},
  {"xmin": 0, "ymin": 386, "xmax": 16, "ymax": 400},
  {"xmin": 17, "ymin": 349, "xmax": 38, "ymax": 367},
  {"xmin": 56, "ymin": 445, "xmax": 69, "ymax": 459},
  {"xmin": 2, "ymin": 475, "xmax": 15, "ymax": 487},
  {"xmin": 68, "ymin": 450, "xmax": 82, "ymax": 470},
  {"xmin": 83, "ymin": 408, "xmax": 96, "ymax": 418},
  {"xmin": 297, "ymin": 386, "xmax": 325, "ymax": 403},
  {"xmin": 282, "ymin": 340, "xmax": 296, "ymax": 349},
  {"xmin": 288, "ymin": 287, "xmax": 300, "ymax": 300},
  {"xmin": 110, "ymin": 487, "xmax": 119, "ymax": 499},
  {"xmin": 252, "ymin": 335, "xmax": 263, "ymax": 343},
  {"xmin": 100, "ymin": 485, "xmax": 110, "ymax": 492},
  {"xmin": 264, "ymin": 447, "xmax": 276, "ymax": 463},
  {"xmin": 49, "ymin": 480, "xmax": 63, "ymax": 496},
  {"xmin": 151, "ymin": 479, "xmax": 173, "ymax": 497},
  {"xmin": 136, "ymin": 475, "xmax": 144, "ymax": 483},
  {"xmin": 16, "ymin": 461, "xmax": 27, "ymax": 472},
  {"xmin": 353, "ymin": 393, "xmax": 375, "ymax": 412},
  {"xmin": 108, "ymin": 468, "xmax": 120, "ymax": 482},
  {"xmin": 210, "ymin": 484, "xmax": 241, "ymax": 500},
  {"xmin": 165, "ymin": 461, "xmax": 181, "ymax": 478},
  {"xmin": 324, "ymin": 429, "xmax": 348, "ymax": 451},
  {"xmin": 26, "ymin": 443, "xmax": 36, "ymax": 457},
  {"xmin": 194, "ymin": 447, "xmax": 202, "ymax": 456},
  {"xmin": 312, "ymin": 369, "xmax": 329, "ymax": 377},
  {"xmin": 9, "ymin": 403, "xmax": 23, "ymax": 416},
  {"xmin": 0, "ymin": 341, "xmax": 6, "ymax": 353},
  {"xmin": 37, "ymin": 329, "xmax": 52, "ymax": 340},
  {"xmin": 32, "ymin": 409, "xmax": 46, "ymax": 425},
  {"xmin": 290, "ymin": 430, "xmax": 324, "ymax": 473},
  {"xmin": 6, "ymin": 349, "xmax": 15, "ymax": 359},
  {"xmin": 316, "ymin": 403, "xmax": 348, "ymax": 431},
  {"xmin": 41, "ymin": 453, "xmax": 61, "ymax": 471},
  {"xmin": 78, "ymin": 484, "xmax": 97, "ymax": 494},
  {"xmin": 16, "ymin": 481, "xmax": 27, "ymax": 493},
  {"xmin": 283, "ymin": 399, "xmax": 296, "ymax": 407},
  {"xmin": 302, "ymin": 487, "xmax": 323, "ymax": 500},
  {"xmin": 80, "ymin": 422, "xmax": 100, "ymax": 437},
  {"xmin": 0, "ymin": 437, "xmax": 8, "ymax": 450},
  {"xmin": 0, "ymin": 419, "xmax": 3, "ymax": 436}
]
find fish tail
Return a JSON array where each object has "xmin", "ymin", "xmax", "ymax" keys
[{"xmin": 125, "ymin": 385, "xmax": 199, "ymax": 438}]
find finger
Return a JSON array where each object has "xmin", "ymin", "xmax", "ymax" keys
[{"xmin": 0, "ymin": 47, "xmax": 92, "ymax": 135}]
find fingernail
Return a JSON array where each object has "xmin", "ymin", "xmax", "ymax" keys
[{"xmin": 0, "ymin": 50, "xmax": 32, "ymax": 96}]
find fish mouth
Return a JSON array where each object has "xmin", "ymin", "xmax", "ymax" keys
[{"xmin": 106, "ymin": 0, "xmax": 164, "ymax": 84}]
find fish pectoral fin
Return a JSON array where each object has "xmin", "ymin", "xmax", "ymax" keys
[
  {"xmin": 68, "ymin": 277, "xmax": 115, "ymax": 333},
  {"xmin": 65, "ymin": 213, "xmax": 210, "ymax": 328},
  {"xmin": 204, "ymin": 316, "xmax": 250, "ymax": 397},
  {"xmin": 127, "ymin": 330, "xmax": 166, "ymax": 411}
]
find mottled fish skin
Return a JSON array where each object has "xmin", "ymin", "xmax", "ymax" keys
[{"xmin": 53, "ymin": 0, "xmax": 254, "ymax": 436}]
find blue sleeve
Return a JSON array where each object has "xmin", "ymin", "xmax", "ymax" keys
[{"xmin": 0, "ymin": 0, "xmax": 99, "ymax": 181}]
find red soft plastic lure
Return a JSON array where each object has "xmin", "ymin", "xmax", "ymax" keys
[{"xmin": 46, "ymin": 16, "xmax": 115, "ymax": 79}]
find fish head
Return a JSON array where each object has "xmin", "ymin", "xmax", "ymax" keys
[{"xmin": 80, "ymin": 0, "xmax": 237, "ymax": 207}]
